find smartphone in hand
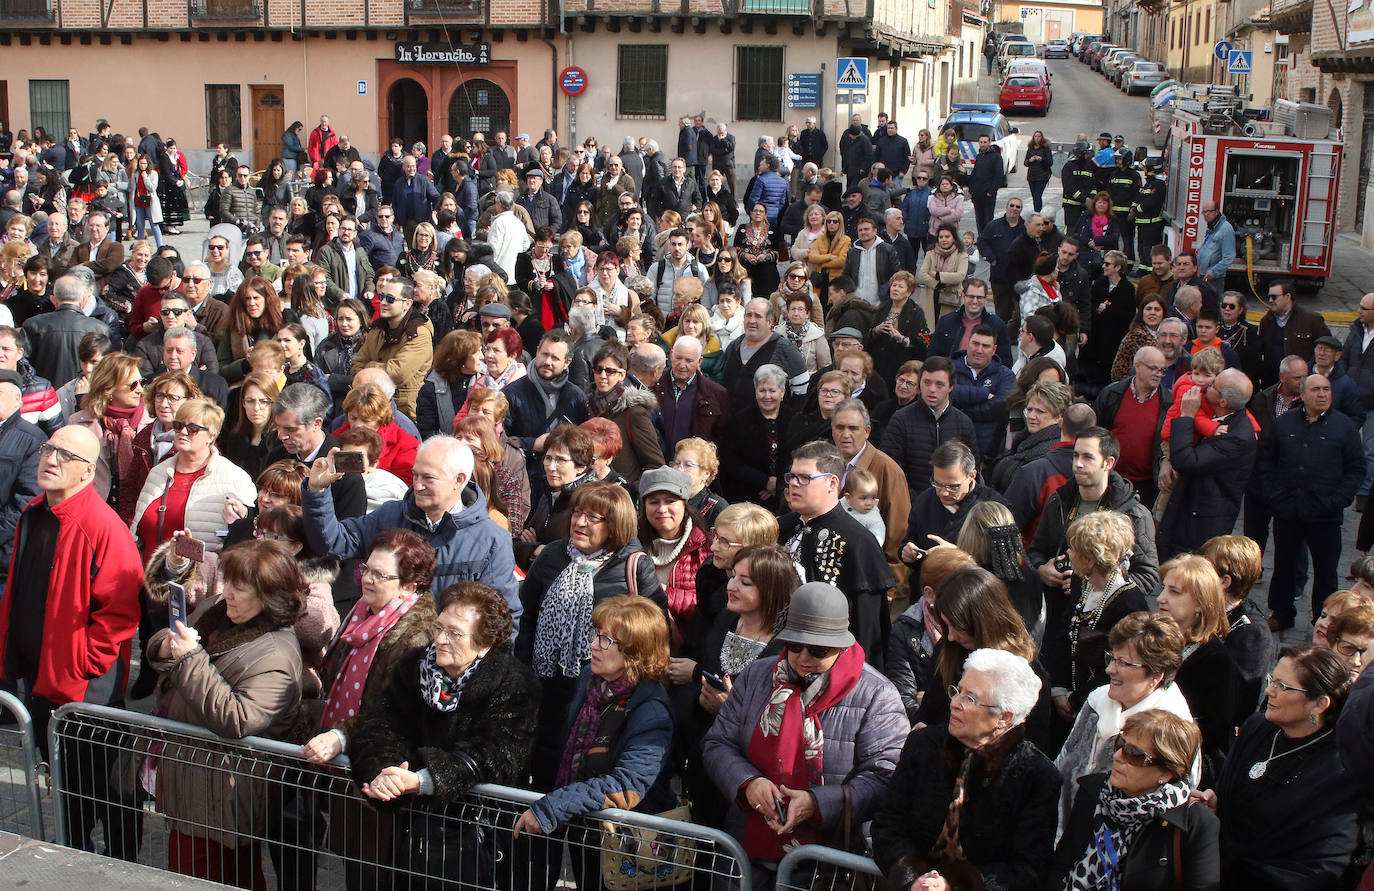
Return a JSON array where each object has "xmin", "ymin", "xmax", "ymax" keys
[
  {"xmin": 334, "ymin": 450, "xmax": 366, "ymax": 474},
  {"xmin": 168, "ymin": 581, "xmax": 188, "ymax": 629},
  {"xmin": 701, "ymin": 671, "xmax": 727, "ymax": 691}
]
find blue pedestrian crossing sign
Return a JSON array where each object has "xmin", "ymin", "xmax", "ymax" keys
[
  {"xmin": 836, "ymin": 57, "xmax": 868, "ymax": 90},
  {"xmin": 1228, "ymin": 50, "xmax": 1253, "ymax": 74}
]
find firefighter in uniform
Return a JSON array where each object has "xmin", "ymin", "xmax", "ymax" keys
[
  {"xmin": 1060, "ymin": 141, "xmax": 1098, "ymax": 231},
  {"xmin": 1132, "ymin": 157, "xmax": 1168, "ymax": 275},
  {"xmin": 1108, "ymin": 150, "xmax": 1141, "ymax": 264}
]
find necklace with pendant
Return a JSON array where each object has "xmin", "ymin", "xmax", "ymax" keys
[{"xmin": 1249, "ymin": 727, "xmax": 1331, "ymax": 779}]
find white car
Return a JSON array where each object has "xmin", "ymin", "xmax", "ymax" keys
[{"xmin": 1007, "ymin": 58, "xmax": 1051, "ymax": 82}]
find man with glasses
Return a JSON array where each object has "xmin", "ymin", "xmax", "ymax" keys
[
  {"xmin": 164, "ymin": 327, "xmax": 229, "ymax": 408},
  {"xmin": 1258, "ymin": 277, "xmax": 1331, "ymax": 388},
  {"xmin": 1157, "ymin": 368, "xmax": 1256, "ymax": 561},
  {"xmin": 237, "ymin": 234, "xmax": 283, "ymax": 289},
  {"xmin": 900, "ymin": 439, "xmax": 1005, "ymax": 581},
  {"xmin": 302, "ymin": 433, "xmax": 519, "ymax": 618},
  {"xmin": 977, "ymin": 197, "xmax": 1025, "ymax": 320},
  {"xmin": 361, "ymin": 204, "xmax": 404, "ymax": 269},
  {"xmin": 0, "ymin": 422, "xmax": 142, "ymax": 854},
  {"xmin": 1260, "ymin": 373, "xmax": 1366, "ymax": 631},
  {"xmin": 317, "ymin": 215, "xmax": 375, "ymax": 308},
  {"xmin": 777, "ymin": 440, "xmax": 894, "ymax": 668},
  {"xmin": 177, "ymin": 262, "xmax": 229, "ymax": 345},
  {"xmin": 652, "ymin": 334, "xmax": 731, "ymax": 451},
  {"xmin": 133, "ymin": 289, "xmax": 218, "ymax": 374},
  {"xmin": 1093, "ymin": 346, "xmax": 1170, "ymax": 508},
  {"xmin": 218, "ymin": 165, "xmax": 259, "ymax": 228},
  {"xmin": 352, "ymin": 278, "xmax": 431, "ymax": 420},
  {"xmin": 928, "ymin": 278, "xmax": 1012, "ymax": 365}
]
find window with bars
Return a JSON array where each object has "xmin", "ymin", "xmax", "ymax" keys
[
  {"xmin": 736, "ymin": 46, "xmax": 783, "ymax": 122},
  {"xmin": 28, "ymin": 80, "xmax": 69, "ymax": 139},
  {"xmin": 205, "ymin": 84, "xmax": 242, "ymax": 149},
  {"xmin": 617, "ymin": 45, "xmax": 668, "ymax": 119}
]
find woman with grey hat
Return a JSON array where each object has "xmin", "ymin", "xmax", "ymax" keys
[
  {"xmin": 870, "ymin": 647, "xmax": 1060, "ymax": 891},
  {"xmin": 638, "ymin": 466, "xmax": 714, "ymax": 635},
  {"xmin": 701, "ymin": 581, "xmax": 909, "ymax": 888}
]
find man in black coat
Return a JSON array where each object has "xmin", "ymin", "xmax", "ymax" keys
[
  {"xmin": 1158, "ymin": 368, "xmax": 1256, "ymax": 560},
  {"xmin": 21, "ymin": 274, "xmax": 108, "ymax": 388},
  {"xmin": 968, "ymin": 136, "xmax": 1007, "ymax": 234},
  {"xmin": 838, "ymin": 115, "xmax": 875, "ymax": 187},
  {"xmin": 503, "ymin": 330, "xmax": 590, "ymax": 491},
  {"xmin": 976, "ymin": 198, "xmax": 1024, "ymax": 322},
  {"xmin": 710, "ymin": 124, "xmax": 737, "ymax": 194},
  {"xmin": 880, "ymin": 356, "xmax": 979, "ymax": 502},
  {"xmin": 652, "ymin": 158, "xmax": 701, "ymax": 222},
  {"xmin": 778, "ymin": 441, "xmax": 895, "ymax": 669},
  {"xmin": 900, "ymin": 440, "xmax": 1009, "ymax": 589},
  {"xmin": 517, "ymin": 169, "xmax": 562, "ymax": 232},
  {"xmin": 798, "ymin": 117, "xmax": 829, "ymax": 168},
  {"xmin": 0, "ymin": 370, "xmax": 42, "ymax": 589},
  {"xmin": 1261, "ymin": 373, "xmax": 1366, "ymax": 630},
  {"xmin": 1003, "ymin": 215, "xmax": 1063, "ymax": 317}
]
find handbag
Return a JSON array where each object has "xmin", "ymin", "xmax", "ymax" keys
[
  {"xmin": 401, "ymin": 799, "xmax": 508, "ymax": 891},
  {"xmin": 811, "ymin": 785, "xmax": 884, "ymax": 891},
  {"xmin": 135, "ymin": 192, "xmax": 151, "ymax": 208},
  {"xmin": 599, "ymin": 801, "xmax": 696, "ymax": 890}
]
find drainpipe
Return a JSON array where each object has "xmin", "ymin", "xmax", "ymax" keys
[{"xmin": 542, "ymin": 0, "xmax": 565, "ymax": 136}]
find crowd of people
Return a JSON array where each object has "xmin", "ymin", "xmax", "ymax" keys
[{"xmin": 0, "ymin": 109, "xmax": 1373, "ymax": 891}]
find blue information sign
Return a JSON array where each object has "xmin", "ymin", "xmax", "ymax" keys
[{"xmin": 787, "ymin": 73, "xmax": 821, "ymax": 109}]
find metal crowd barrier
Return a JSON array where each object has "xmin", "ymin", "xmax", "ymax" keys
[
  {"xmin": 47, "ymin": 701, "xmax": 750, "ymax": 890},
  {"xmin": 775, "ymin": 843, "xmax": 886, "ymax": 891},
  {"xmin": 0, "ymin": 690, "xmax": 45, "ymax": 840}
]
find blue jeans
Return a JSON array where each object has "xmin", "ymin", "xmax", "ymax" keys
[
  {"xmin": 132, "ymin": 207, "xmax": 163, "ymax": 247},
  {"xmin": 1029, "ymin": 178, "xmax": 1048, "ymax": 212},
  {"xmin": 284, "ymin": 158, "xmax": 298, "ymax": 174}
]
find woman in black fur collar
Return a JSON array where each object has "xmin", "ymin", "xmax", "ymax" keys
[{"xmin": 871, "ymin": 648, "xmax": 1062, "ymax": 891}]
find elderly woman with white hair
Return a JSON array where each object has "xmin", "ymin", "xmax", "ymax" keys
[{"xmin": 871, "ymin": 647, "xmax": 1062, "ymax": 891}]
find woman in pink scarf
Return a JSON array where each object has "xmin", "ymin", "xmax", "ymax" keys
[
  {"xmin": 1069, "ymin": 190, "xmax": 1121, "ymax": 279},
  {"xmin": 301, "ymin": 528, "xmax": 438, "ymax": 764}
]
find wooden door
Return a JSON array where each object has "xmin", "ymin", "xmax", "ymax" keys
[
  {"xmin": 1046, "ymin": 19, "xmax": 1061, "ymax": 41},
  {"xmin": 250, "ymin": 85, "xmax": 285, "ymax": 169}
]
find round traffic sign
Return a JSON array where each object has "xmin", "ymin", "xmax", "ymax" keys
[
  {"xmin": 560, "ymin": 67, "xmax": 587, "ymax": 96},
  {"xmin": 1214, "ymin": 40, "xmax": 1233, "ymax": 61}
]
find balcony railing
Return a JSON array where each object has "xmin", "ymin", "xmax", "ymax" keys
[
  {"xmin": 739, "ymin": 0, "xmax": 814, "ymax": 12},
  {"xmin": 189, "ymin": 0, "xmax": 262, "ymax": 20},
  {"xmin": 0, "ymin": 0, "xmax": 56, "ymax": 22}
]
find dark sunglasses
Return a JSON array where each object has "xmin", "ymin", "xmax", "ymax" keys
[
  {"xmin": 1112, "ymin": 735, "xmax": 1157, "ymax": 768},
  {"xmin": 160, "ymin": 307, "xmax": 190, "ymax": 317},
  {"xmin": 171, "ymin": 420, "xmax": 210, "ymax": 435},
  {"xmin": 785, "ymin": 642, "xmax": 839, "ymax": 659},
  {"xmin": 379, "ymin": 293, "xmax": 409, "ymax": 304}
]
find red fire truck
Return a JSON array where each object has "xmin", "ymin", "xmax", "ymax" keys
[{"xmin": 1164, "ymin": 100, "xmax": 1342, "ymax": 286}]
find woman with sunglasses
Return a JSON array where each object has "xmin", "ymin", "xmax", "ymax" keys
[
  {"xmin": 69, "ymin": 353, "xmax": 154, "ymax": 511},
  {"xmin": 704, "ymin": 581, "xmax": 908, "ymax": 883},
  {"xmin": 132, "ymin": 398, "xmax": 256, "ymax": 563},
  {"xmin": 1055, "ymin": 611, "xmax": 1195, "ymax": 832},
  {"xmin": 123, "ymin": 371, "xmax": 202, "ymax": 525},
  {"xmin": 1050, "ymin": 709, "xmax": 1218, "ymax": 890},
  {"xmin": 871, "ymin": 647, "xmax": 1057, "ymax": 891},
  {"xmin": 586, "ymin": 342, "xmax": 664, "ymax": 484},
  {"xmin": 1199, "ymin": 646, "xmax": 1358, "ymax": 888}
]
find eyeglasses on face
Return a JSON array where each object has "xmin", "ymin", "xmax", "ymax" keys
[
  {"xmin": 589, "ymin": 628, "xmax": 621, "ymax": 650},
  {"xmin": 183, "ymin": 276, "xmax": 208, "ymax": 285},
  {"xmin": 931, "ymin": 479, "xmax": 968, "ymax": 494},
  {"xmin": 1112, "ymin": 735, "xmax": 1158, "ymax": 768},
  {"xmin": 171, "ymin": 420, "xmax": 209, "ymax": 436},
  {"xmin": 1104, "ymin": 652, "xmax": 1148, "ymax": 670},
  {"xmin": 592, "ymin": 365, "xmax": 624, "ymax": 376},
  {"xmin": 160, "ymin": 307, "xmax": 189, "ymax": 317},
  {"xmin": 38, "ymin": 443, "xmax": 94, "ymax": 465},
  {"xmin": 571, "ymin": 508, "xmax": 607, "ymax": 525},
  {"xmin": 359, "ymin": 563, "xmax": 400, "ymax": 582},
  {"xmin": 1334, "ymin": 638, "xmax": 1370, "ymax": 659},
  {"xmin": 783, "ymin": 471, "xmax": 835, "ymax": 487},
  {"xmin": 434, "ymin": 624, "xmax": 471, "ymax": 642},
  {"xmin": 785, "ymin": 642, "xmax": 838, "ymax": 659},
  {"xmin": 154, "ymin": 392, "xmax": 187, "ymax": 405},
  {"xmin": 1267, "ymin": 677, "xmax": 1310, "ymax": 695},
  {"xmin": 124, "ymin": 378, "xmax": 144, "ymax": 391},
  {"xmin": 379, "ymin": 293, "xmax": 409, "ymax": 304},
  {"xmin": 947, "ymin": 685, "xmax": 1003, "ymax": 711},
  {"xmin": 207, "ymin": 244, "xmax": 226, "ymax": 252}
]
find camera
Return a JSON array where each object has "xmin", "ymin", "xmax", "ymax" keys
[{"xmin": 1054, "ymin": 554, "xmax": 1073, "ymax": 574}]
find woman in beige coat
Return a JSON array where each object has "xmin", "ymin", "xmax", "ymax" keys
[{"xmin": 148, "ymin": 539, "xmax": 306, "ymax": 890}]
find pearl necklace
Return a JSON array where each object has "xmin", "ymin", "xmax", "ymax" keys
[{"xmin": 1249, "ymin": 727, "xmax": 1332, "ymax": 779}]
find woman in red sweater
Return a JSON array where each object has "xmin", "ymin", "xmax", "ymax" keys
[{"xmin": 335, "ymin": 383, "xmax": 418, "ymax": 487}]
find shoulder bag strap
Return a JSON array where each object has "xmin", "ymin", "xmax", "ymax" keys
[
  {"xmin": 625, "ymin": 550, "xmax": 641, "ymax": 598},
  {"xmin": 1172, "ymin": 824, "xmax": 1183, "ymax": 889}
]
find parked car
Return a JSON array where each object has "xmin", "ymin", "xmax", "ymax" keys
[
  {"xmin": 1083, "ymin": 40, "xmax": 1108, "ymax": 63},
  {"xmin": 1091, "ymin": 44, "xmax": 1121, "ymax": 70},
  {"xmin": 999, "ymin": 74, "xmax": 1052, "ymax": 115},
  {"xmin": 942, "ymin": 104, "xmax": 1021, "ymax": 174},
  {"xmin": 1111, "ymin": 55, "xmax": 1142, "ymax": 86},
  {"xmin": 998, "ymin": 39, "xmax": 1039, "ymax": 73},
  {"xmin": 1123, "ymin": 60, "xmax": 1169, "ymax": 95},
  {"xmin": 1073, "ymin": 34, "xmax": 1103, "ymax": 58},
  {"xmin": 1044, "ymin": 38, "xmax": 1071, "ymax": 59},
  {"xmin": 1007, "ymin": 58, "xmax": 1052, "ymax": 82},
  {"xmin": 1104, "ymin": 52, "xmax": 1139, "ymax": 84}
]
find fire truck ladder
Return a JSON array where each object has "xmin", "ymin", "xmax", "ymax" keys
[{"xmin": 1298, "ymin": 148, "xmax": 1337, "ymax": 271}]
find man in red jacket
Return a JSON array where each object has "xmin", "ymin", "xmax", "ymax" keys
[
  {"xmin": 0, "ymin": 424, "xmax": 143, "ymax": 856},
  {"xmin": 306, "ymin": 114, "xmax": 338, "ymax": 166}
]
